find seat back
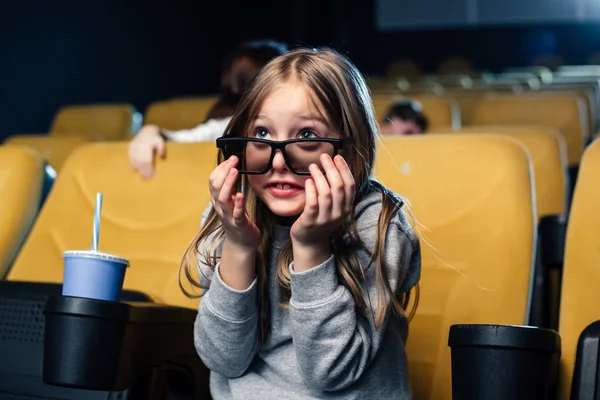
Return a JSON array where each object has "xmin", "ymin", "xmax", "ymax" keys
[
  {"xmin": 8, "ymin": 142, "xmax": 217, "ymax": 309},
  {"xmin": 428, "ymin": 126, "xmax": 569, "ymax": 218},
  {"xmin": 557, "ymin": 139, "xmax": 600, "ymax": 399},
  {"xmin": 445, "ymin": 90, "xmax": 495, "ymax": 125},
  {"xmin": 468, "ymin": 93, "xmax": 589, "ymax": 166},
  {"xmin": 4, "ymin": 135, "xmax": 92, "ymax": 172},
  {"xmin": 144, "ymin": 97, "xmax": 217, "ymax": 130},
  {"xmin": 548, "ymin": 76, "xmax": 600, "ymax": 131},
  {"xmin": 372, "ymin": 94, "xmax": 460, "ymax": 129},
  {"xmin": 540, "ymin": 85, "xmax": 597, "ymax": 136},
  {"xmin": 374, "ymin": 135, "xmax": 536, "ymax": 399},
  {"xmin": 0, "ymin": 146, "xmax": 47, "ymax": 277},
  {"xmin": 51, "ymin": 104, "xmax": 140, "ymax": 141}
]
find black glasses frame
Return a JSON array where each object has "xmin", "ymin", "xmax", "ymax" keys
[{"xmin": 215, "ymin": 137, "xmax": 353, "ymax": 175}]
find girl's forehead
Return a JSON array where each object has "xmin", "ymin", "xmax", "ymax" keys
[{"xmin": 256, "ymin": 81, "xmax": 330, "ymax": 123}]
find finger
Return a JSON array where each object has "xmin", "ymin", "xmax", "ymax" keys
[
  {"xmin": 309, "ymin": 163, "xmax": 332, "ymax": 219},
  {"xmin": 217, "ymin": 168, "xmax": 239, "ymax": 216},
  {"xmin": 128, "ymin": 144, "xmax": 138, "ymax": 171},
  {"xmin": 334, "ymin": 155, "xmax": 356, "ymax": 213},
  {"xmin": 209, "ymin": 156, "xmax": 238, "ymax": 198},
  {"xmin": 156, "ymin": 137, "xmax": 166, "ymax": 158},
  {"xmin": 139, "ymin": 157, "xmax": 155, "ymax": 179},
  {"xmin": 303, "ymin": 178, "xmax": 319, "ymax": 221},
  {"xmin": 232, "ymin": 193, "xmax": 247, "ymax": 224},
  {"xmin": 320, "ymin": 154, "xmax": 345, "ymax": 219}
]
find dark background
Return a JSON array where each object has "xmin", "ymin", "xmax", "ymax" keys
[{"xmin": 2, "ymin": 0, "xmax": 600, "ymax": 141}]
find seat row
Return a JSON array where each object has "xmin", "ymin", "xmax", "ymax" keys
[{"xmin": 0, "ymin": 134, "xmax": 598, "ymax": 398}]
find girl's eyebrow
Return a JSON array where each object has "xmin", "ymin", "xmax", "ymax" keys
[
  {"xmin": 254, "ymin": 113, "xmax": 331, "ymax": 127},
  {"xmin": 295, "ymin": 113, "xmax": 330, "ymax": 126}
]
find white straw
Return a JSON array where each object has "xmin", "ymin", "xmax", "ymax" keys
[{"xmin": 92, "ymin": 193, "xmax": 103, "ymax": 251}]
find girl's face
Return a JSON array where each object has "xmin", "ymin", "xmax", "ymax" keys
[{"xmin": 246, "ymin": 81, "xmax": 338, "ymax": 217}]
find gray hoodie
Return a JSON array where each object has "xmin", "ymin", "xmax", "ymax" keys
[{"xmin": 194, "ymin": 187, "xmax": 421, "ymax": 399}]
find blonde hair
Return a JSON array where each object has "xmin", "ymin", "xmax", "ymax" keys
[{"xmin": 179, "ymin": 48, "xmax": 418, "ymax": 341}]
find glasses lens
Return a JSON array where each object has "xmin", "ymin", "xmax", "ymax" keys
[
  {"xmin": 221, "ymin": 140, "xmax": 246, "ymax": 167},
  {"xmin": 285, "ymin": 141, "xmax": 335, "ymax": 174},
  {"xmin": 220, "ymin": 139, "xmax": 273, "ymax": 173},
  {"xmin": 223, "ymin": 141, "xmax": 271, "ymax": 173},
  {"xmin": 235, "ymin": 140, "xmax": 272, "ymax": 173}
]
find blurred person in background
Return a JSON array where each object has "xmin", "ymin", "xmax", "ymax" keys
[
  {"xmin": 129, "ymin": 40, "xmax": 288, "ymax": 179},
  {"xmin": 381, "ymin": 100, "xmax": 428, "ymax": 136}
]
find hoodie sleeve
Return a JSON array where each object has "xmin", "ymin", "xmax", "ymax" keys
[
  {"xmin": 193, "ymin": 202, "xmax": 261, "ymax": 378},
  {"xmin": 288, "ymin": 207, "xmax": 421, "ymax": 391}
]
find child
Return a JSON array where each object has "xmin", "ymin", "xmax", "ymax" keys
[
  {"xmin": 180, "ymin": 48, "xmax": 421, "ymax": 399},
  {"xmin": 129, "ymin": 40, "xmax": 288, "ymax": 179},
  {"xmin": 381, "ymin": 100, "xmax": 429, "ymax": 136}
]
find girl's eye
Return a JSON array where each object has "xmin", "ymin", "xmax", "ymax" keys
[
  {"xmin": 299, "ymin": 130, "xmax": 318, "ymax": 139},
  {"xmin": 254, "ymin": 128, "xmax": 270, "ymax": 139}
]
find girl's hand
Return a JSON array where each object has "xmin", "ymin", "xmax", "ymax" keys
[
  {"xmin": 209, "ymin": 156, "xmax": 261, "ymax": 252},
  {"xmin": 290, "ymin": 154, "xmax": 355, "ymax": 270}
]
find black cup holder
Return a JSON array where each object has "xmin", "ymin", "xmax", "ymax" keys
[
  {"xmin": 448, "ymin": 324, "xmax": 561, "ymax": 400},
  {"xmin": 43, "ymin": 295, "xmax": 210, "ymax": 397}
]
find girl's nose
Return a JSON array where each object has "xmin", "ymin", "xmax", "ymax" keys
[{"xmin": 271, "ymin": 150, "xmax": 289, "ymax": 172}]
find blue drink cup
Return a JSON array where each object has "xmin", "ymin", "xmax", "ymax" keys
[{"xmin": 62, "ymin": 250, "xmax": 129, "ymax": 302}]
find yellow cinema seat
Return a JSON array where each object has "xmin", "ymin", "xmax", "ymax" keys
[
  {"xmin": 0, "ymin": 146, "xmax": 47, "ymax": 277},
  {"xmin": 557, "ymin": 139, "xmax": 600, "ymax": 399},
  {"xmin": 468, "ymin": 93, "xmax": 589, "ymax": 167},
  {"xmin": 7, "ymin": 142, "xmax": 217, "ymax": 309},
  {"xmin": 51, "ymin": 103, "xmax": 140, "ymax": 141},
  {"xmin": 144, "ymin": 97, "xmax": 218, "ymax": 130},
  {"xmin": 4, "ymin": 135, "xmax": 91, "ymax": 172},
  {"xmin": 429, "ymin": 126, "xmax": 568, "ymax": 219},
  {"xmin": 374, "ymin": 135, "xmax": 536, "ymax": 399},
  {"xmin": 372, "ymin": 94, "xmax": 460, "ymax": 129}
]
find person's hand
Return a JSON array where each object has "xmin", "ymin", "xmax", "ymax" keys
[
  {"xmin": 290, "ymin": 154, "xmax": 355, "ymax": 270},
  {"xmin": 128, "ymin": 125, "xmax": 166, "ymax": 179},
  {"xmin": 209, "ymin": 156, "xmax": 261, "ymax": 252}
]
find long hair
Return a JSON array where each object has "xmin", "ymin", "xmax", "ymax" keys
[{"xmin": 180, "ymin": 48, "xmax": 419, "ymax": 341}]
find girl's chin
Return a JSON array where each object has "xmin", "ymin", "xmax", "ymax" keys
[
  {"xmin": 261, "ymin": 199, "xmax": 305, "ymax": 218},
  {"xmin": 269, "ymin": 205, "xmax": 304, "ymax": 218}
]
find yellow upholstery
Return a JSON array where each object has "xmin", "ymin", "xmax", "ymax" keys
[
  {"xmin": 8, "ymin": 142, "xmax": 218, "ymax": 309},
  {"xmin": 4, "ymin": 135, "xmax": 91, "ymax": 172},
  {"xmin": 0, "ymin": 146, "xmax": 46, "ymax": 277},
  {"xmin": 468, "ymin": 93, "xmax": 589, "ymax": 166},
  {"xmin": 445, "ymin": 91, "xmax": 494, "ymax": 125},
  {"xmin": 429, "ymin": 126, "xmax": 568, "ymax": 218},
  {"xmin": 542, "ymin": 87, "xmax": 596, "ymax": 136},
  {"xmin": 557, "ymin": 139, "xmax": 600, "ymax": 400},
  {"xmin": 374, "ymin": 135, "xmax": 536, "ymax": 399},
  {"xmin": 51, "ymin": 104, "xmax": 139, "ymax": 141},
  {"xmin": 372, "ymin": 94, "xmax": 460, "ymax": 129},
  {"xmin": 144, "ymin": 97, "xmax": 217, "ymax": 130}
]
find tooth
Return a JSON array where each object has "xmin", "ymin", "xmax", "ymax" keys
[
  {"xmin": 283, "ymin": 184, "xmax": 291, "ymax": 190},
  {"xmin": 277, "ymin": 184, "xmax": 283, "ymax": 189}
]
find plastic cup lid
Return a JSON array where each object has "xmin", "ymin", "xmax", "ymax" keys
[{"xmin": 63, "ymin": 250, "xmax": 129, "ymax": 266}]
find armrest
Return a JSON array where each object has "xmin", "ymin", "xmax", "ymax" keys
[
  {"xmin": 539, "ymin": 214, "xmax": 567, "ymax": 269},
  {"xmin": 448, "ymin": 324, "xmax": 560, "ymax": 400},
  {"xmin": 571, "ymin": 320, "xmax": 600, "ymax": 399},
  {"xmin": 42, "ymin": 295, "xmax": 209, "ymax": 398}
]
